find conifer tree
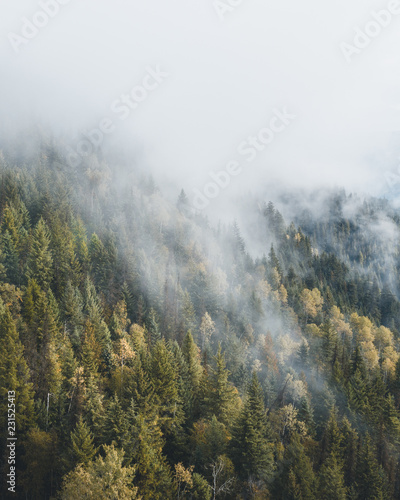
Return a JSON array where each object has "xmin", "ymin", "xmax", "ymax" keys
[
  {"xmin": 318, "ymin": 453, "xmax": 347, "ymax": 500},
  {"xmin": 125, "ymin": 355, "xmax": 155, "ymax": 414},
  {"xmin": 22, "ymin": 282, "xmax": 63, "ymax": 399},
  {"xmin": 230, "ymin": 372, "xmax": 274, "ymax": 483},
  {"xmin": 356, "ymin": 434, "xmax": 387, "ymax": 500},
  {"xmin": 340, "ymin": 417, "xmax": 358, "ymax": 489},
  {"xmin": 320, "ymin": 407, "xmax": 343, "ymax": 463},
  {"xmin": 181, "ymin": 331, "xmax": 203, "ymax": 423},
  {"xmin": 26, "ymin": 217, "xmax": 53, "ymax": 290},
  {"xmin": 181, "ymin": 290, "xmax": 197, "ymax": 334},
  {"xmin": 203, "ymin": 345, "xmax": 239, "ymax": 427},
  {"xmin": 1, "ymin": 230, "xmax": 19, "ymax": 283},
  {"xmin": 149, "ymin": 339, "xmax": 182, "ymax": 434},
  {"xmin": 276, "ymin": 435, "xmax": 316, "ymax": 500},
  {"xmin": 63, "ymin": 281, "xmax": 85, "ymax": 347},
  {"xmin": 70, "ymin": 416, "xmax": 97, "ymax": 466},
  {"xmin": 147, "ymin": 307, "xmax": 162, "ymax": 345},
  {"xmin": 0, "ymin": 302, "xmax": 35, "ymax": 438},
  {"xmin": 130, "ymin": 412, "xmax": 175, "ymax": 500}
]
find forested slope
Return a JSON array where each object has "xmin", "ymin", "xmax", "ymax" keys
[{"xmin": 1, "ymin": 141, "xmax": 400, "ymax": 499}]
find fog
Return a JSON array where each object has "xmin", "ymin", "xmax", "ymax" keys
[{"xmin": 1, "ymin": 0, "xmax": 400, "ymax": 211}]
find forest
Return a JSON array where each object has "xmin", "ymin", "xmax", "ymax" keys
[{"xmin": 1, "ymin": 137, "xmax": 400, "ymax": 499}]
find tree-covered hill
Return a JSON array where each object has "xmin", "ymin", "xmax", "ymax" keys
[{"xmin": 1, "ymin": 140, "xmax": 400, "ymax": 499}]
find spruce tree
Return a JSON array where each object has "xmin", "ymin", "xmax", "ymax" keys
[
  {"xmin": 318, "ymin": 453, "xmax": 347, "ymax": 500},
  {"xmin": 149, "ymin": 339, "xmax": 182, "ymax": 434},
  {"xmin": 26, "ymin": 217, "xmax": 53, "ymax": 290},
  {"xmin": 230, "ymin": 372, "xmax": 274, "ymax": 483},
  {"xmin": 276, "ymin": 435, "xmax": 316, "ymax": 500},
  {"xmin": 0, "ymin": 302, "xmax": 35, "ymax": 439},
  {"xmin": 70, "ymin": 416, "xmax": 97, "ymax": 466},
  {"xmin": 356, "ymin": 434, "xmax": 386, "ymax": 500},
  {"xmin": 203, "ymin": 345, "xmax": 239, "ymax": 427}
]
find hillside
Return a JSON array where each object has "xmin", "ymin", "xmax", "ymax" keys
[{"xmin": 1, "ymin": 141, "xmax": 400, "ymax": 499}]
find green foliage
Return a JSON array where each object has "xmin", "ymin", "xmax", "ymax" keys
[
  {"xmin": 1, "ymin": 149, "xmax": 400, "ymax": 498},
  {"xmin": 26, "ymin": 217, "xmax": 53, "ymax": 290},
  {"xmin": 231, "ymin": 372, "xmax": 274, "ymax": 483},
  {"xmin": 203, "ymin": 345, "xmax": 239, "ymax": 427},
  {"xmin": 70, "ymin": 417, "xmax": 98, "ymax": 466},
  {"xmin": 0, "ymin": 303, "xmax": 35, "ymax": 437},
  {"xmin": 318, "ymin": 453, "xmax": 347, "ymax": 500},
  {"xmin": 191, "ymin": 472, "xmax": 212, "ymax": 500}
]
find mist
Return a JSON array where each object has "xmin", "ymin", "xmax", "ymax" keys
[{"xmin": 1, "ymin": 0, "xmax": 400, "ymax": 214}]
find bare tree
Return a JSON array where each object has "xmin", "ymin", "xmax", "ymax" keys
[{"xmin": 209, "ymin": 456, "xmax": 234, "ymax": 500}]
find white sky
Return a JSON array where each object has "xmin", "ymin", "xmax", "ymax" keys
[{"xmin": 1, "ymin": 0, "xmax": 400, "ymax": 204}]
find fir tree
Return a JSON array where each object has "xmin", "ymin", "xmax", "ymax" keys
[
  {"xmin": 0, "ymin": 302, "xmax": 35, "ymax": 438},
  {"xmin": 230, "ymin": 372, "xmax": 274, "ymax": 483},
  {"xmin": 26, "ymin": 217, "xmax": 53, "ymax": 290},
  {"xmin": 70, "ymin": 416, "xmax": 97, "ymax": 466},
  {"xmin": 203, "ymin": 345, "xmax": 239, "ymax": 427}
]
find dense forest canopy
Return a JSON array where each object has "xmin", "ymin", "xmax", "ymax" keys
[{"xmin": 1, "ymin": 137, "xmax": 400, "ymax": 499}]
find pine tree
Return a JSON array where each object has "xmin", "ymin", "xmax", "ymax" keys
[
  {"xmin": 230, "ymin": 372, "xmax": 274, "ymax": 483},
  {"xmin": 84, "ymin": 375, "xmax": 105, "ymax": 444},
  {"xmin": 125, "ymin": 355, "xmax": 155, "ymax": 414},
  {"xmin": 181, "ymin": 331, "xmax": 203, "ymax": 423},
  {"xmin": 0, "ymin": 302, "xmax": 35, "ymax": 439},
  {"xmin": 347, "ymin": 368, "xmax": 368, "ymax": 414},
  {"xmin": 318, "ymin": 453, "xmax": 347, "ymax": 500},
  {"xmin": 340, "ymin": 417, "xmax": 358, "ymax": 489},
  {"xmin": 102, "ymin": 395, "xmax": 130, "ymax": 448},
  {"xmin": 181, "ymin": 290, "xmax": 197, "ymax": 334},
  {"xmin": 321, "ymin": 320, "xmax": 338, "ymax": 371},
  {"xmin": 130, "ymin": 412, "xmax": 175, "ymax": 499},
  {"xmin": 81, "ymin": 320, "xmax": 102, "ymax": 378},
  {"xmin": 276, "ymin": 435, "xmax": 316, "ymax": 500},
  {"xmin": 1, "ymin": 230, "xmax": 19, "ymax": 284},
  {"xmin": 63, "ymin": 281, "xmax": 85, "ymax": 348},
  {"xmin": 82, "ymin": 276, "xmax": 112, "ymax": 362},
  {"xmin": 297, "ymin": 396, "xmax": 315, "ymax": 437},
  {"xmin": 149, "ymin": 339, "xmax": 183, "ymax": 435},
  {"xmin": 177, "ymin": 188, "xmax": 190, "ymax": 215},
  {"xmin": 190, "ymin": 415, "xmax": 229, "ymax": 470},
  {"xmin": 21, "ymin": 428, "xmax": 60, "ymax": 499},
  {"xmin": 26, "ymin": 217, "xmax": 53, "ymax": 290},
  {"xmin": 203, "ymin": 345, "xmax": 239, "ymax": 427},
  {"xmin": 356, "ymin": 434, "xmax": 386, "ymax": 500},
  {"xmin": 182, "ymin": 331, "xmax": 203, "ymax": 389},
  {"xmin": 70, "ymin": 416, "xmax": 97, "ymax": 466},
  {"xmin": 191, "ymin": 473, "xmax": 212, "ymax": 500},
  {"xmin": 146, "ymin": 307, "xmax": 161, "ymax": 345},
  {"xmin": 320, "ymin": 407, "xmax": 343, "ymax": 463},
  {"xmin": 22, "ymin": 282, "xmax": 63, "ymax": 400},
  {"xmin": 49, "ymin": 214, "xmax": 81, "ymax": 299}
]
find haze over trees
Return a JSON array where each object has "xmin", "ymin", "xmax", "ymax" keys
[{"xmin": 1, "ymin": 139, "xmax": 400, "ymax": 498}]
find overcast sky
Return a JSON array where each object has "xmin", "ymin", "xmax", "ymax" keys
[{"xmin": 1, "ymin": 0, "xmax": 400, "ymax": 208}]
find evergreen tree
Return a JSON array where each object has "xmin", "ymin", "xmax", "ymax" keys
[
  {"xmin": 203, "ymin": 345, "xmax": 239, "ymax": 427},
  {"xmin": 149, "ymin": 339, "xmax": 183, "ymax": 434},
  {"xmin": 1, "ymin": 230, "xmax": 19, "ymax": 284},
  {"xmin": 230, "ymin": 372, "xmax": 274, "ymax": 483},
  {"xmin": 0, "ymin": 302, "xmax": 35, "ymax": 439},
  {"xmin": 26, "ymin": 217, "xmax": 53, "ymax": 290},
  {"xmin": 356, "ymin": 434, "xmax": 387, "ymax": 500},
  {"xmin": 130, "ymin": 413, "xmax": 175, "ymax": 499},
  {"xmin": 70, "ymin": 416, "xmax": 97, "ymax": 466},
  {"xmin": 277, "ymin": 435, "xmax": 316, "ymax": 500},
  {"xmin": 181, "ymin": 331, "xmax": 203, "ymax": 422},
  {"xmin": 318, "ymin": 453, "xmax": 347, "ymax": 500}
]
